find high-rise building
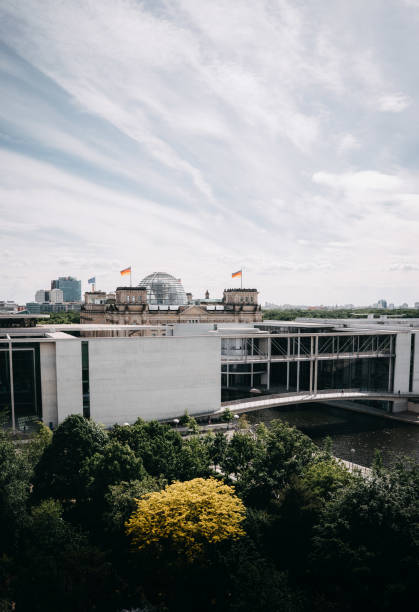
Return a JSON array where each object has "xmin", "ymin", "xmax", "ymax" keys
[
  {"xmin": 51, "ymin": 276, "xmax": 81, "ymax": 302},
  {"xmin": 49, "ymin": 288, "xmax": 64, "ymax": 303},
  {"xmin": 35, "ymin": 289, "xmax": 50, "ymax": 303},
  {"xmin": 377, "ymin": 299, "xmax": 388, "ymax": 309}
]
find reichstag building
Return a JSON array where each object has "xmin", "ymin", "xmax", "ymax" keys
[{"xmin": 81, "ymin": 271, "xmax": 262, "ymax": 326}]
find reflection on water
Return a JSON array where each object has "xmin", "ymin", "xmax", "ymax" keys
[{"xmin": 247, "ymin": 403, "xmax": 419, "ymax": 468}]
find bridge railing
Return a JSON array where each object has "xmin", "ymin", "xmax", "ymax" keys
[{"xmin": 221, "ymin": 388, "xmax": 418, "ymax": 407}]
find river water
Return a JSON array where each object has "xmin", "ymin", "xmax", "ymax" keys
[{"xmin": 247, "ymin": 403, "xmax": 419, "ymax": 468}]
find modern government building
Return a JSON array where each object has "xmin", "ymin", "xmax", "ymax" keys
[{"xmin": 1, "ymin": 271, "xmax": 419, "ymax": 430}]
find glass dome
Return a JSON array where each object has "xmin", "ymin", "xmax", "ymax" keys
[{"xmin": 139, "ymin": 272, "xmax": 188, "ymax": 306}]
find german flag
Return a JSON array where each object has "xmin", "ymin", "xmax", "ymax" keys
[
  {"xmin": 232, "ymin": 270, "xmax": 242, "ymax": 278},
  {"xmin": 120, "ymin": 266, "xmax": 131, "ymax": 276}
]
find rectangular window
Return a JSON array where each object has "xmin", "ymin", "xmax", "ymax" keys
[
  {"xmin": 81, "ymin": 341, "xmax": 90, "ymax": 418},
  {"xmin": 409, "ymin": 334, "xmax": 415, "ymax": 393}
]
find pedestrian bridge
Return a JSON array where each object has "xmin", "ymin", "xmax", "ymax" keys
[{"xmin": 217, "ymin": 389, "xmax": 419, "ymax": 416}]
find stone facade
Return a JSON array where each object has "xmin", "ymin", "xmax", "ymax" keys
[{"xmin": 81, "ymin": 286, "xmax": 262, "ymax": 326}]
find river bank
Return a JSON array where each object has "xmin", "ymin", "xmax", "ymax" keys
[{"xmin": 246, "ymin": 403, "xmax": 419, "ymax": 468}]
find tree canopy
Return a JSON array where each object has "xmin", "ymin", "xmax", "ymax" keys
[{"xmin": 126, "ymin": 477, "xmax": 246, "ymax": 560}]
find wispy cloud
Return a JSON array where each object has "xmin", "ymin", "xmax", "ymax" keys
[
  {"xmin": 0, "ymin": 0, "xmax": 418, "ymax": 305},
  {"xmin": 378, "ymin": 94, "xmax": 411, "ymax": 112},
  {"xmin": 390, "ymin": 263, "xmax": 419, "ymax": 271}
]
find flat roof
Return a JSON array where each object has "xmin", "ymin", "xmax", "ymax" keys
[
  {"xmin": 258, "ymin": 320, "xmax": 336, "ymax": 328},
  {"xmin": 0, "ymin": 314, "xmax": 50, "ymax": 319}
]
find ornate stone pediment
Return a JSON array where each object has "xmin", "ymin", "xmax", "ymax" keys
[{"xmin": 179, "ymin": 305, "xmax": 208, "ymax": 316}]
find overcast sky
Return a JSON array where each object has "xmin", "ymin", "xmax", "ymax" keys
[{"xmin": 1, "ymin": 0, "xmax": 419, "ymax": 306}]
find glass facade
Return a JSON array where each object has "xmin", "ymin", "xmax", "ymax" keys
[
  {"xmin": 81, "ymin": 341, "xmax": 90, "ymax": 418},
  {"xmin": 0, "ymin": 343, "xmax": 42, "ymax": 431},
  {"xmin": 53, "ymin": 277, "xmax": 82, "ymax": 302},
  {"xmin": 139, "ymin": 272, "xmax": 188, "ymax": 305},
  {"xmin": 224, "ymin": 357, "xmax": 392, "ymax": 395}
]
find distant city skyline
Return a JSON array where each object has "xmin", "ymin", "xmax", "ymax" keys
[
  {"xmin": 2, "ymin": 272, "xmax": 419, "ymax": 310},
  {"xmin": 1, "ymin": 1, "xmax": 419, "ymax": 304}
]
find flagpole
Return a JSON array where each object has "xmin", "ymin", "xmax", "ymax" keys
[
  {"xmin": 130, "ymin": 265, "xmax": 132, "ymax": 288},
  {"xmin": 241, "ymin": 267, "xmax": 243, "ymax": 290}
]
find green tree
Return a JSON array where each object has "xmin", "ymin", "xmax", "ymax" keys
[
  {"xmin": 235, "ymin": 419, "xmax": 317, "ymax": 507},
  {"xmin": 256, "ymin": 459, "xmax": 353, "ymax": 578},
  {"xmin": 310, "ymin": 460, "xmax": 419, "ymax": 610},
  {"xmin": 33, "ymin": 414, "xmax": 107, "ymax": 503},
  {"xmin": 82, "ymin": 440, "xmax": 147, "ymax": 503},
  {"xmin": 221, "ymin": 407, "xmax": 234, "ymax": 427},
  {"xmin": 174, "ymin": 436, "xmax": 213, "ymax": 480},
  {"xmin": 0, "ymin": 432, "xmax": 32, "ymax": 554},
  {"xmin": 221, "ymin": 431, "xmax": 259, "ymax": 479},
  {"xmin": 14, "ymin": 499, "xmax": 115, "ymax": 612},
  {"xmin": 179, "ymin": 410, "xmax": 190, "ymax": 427},
  {"xmin": 110, "ymin": 420, "xmax": 184, "ymax": 481},
  {"xmin": 39, "ymin": 311, "xmax": 80, "ymax": 324},
  {"xmin": 206, "ymin": 431, "xmax": 228, "ymax": 470},
  {"xmin": 103, "ymin": 476, "xmax": 167, "ymax": 535},
  {"xmin": 26, "ymin": 421, "xmax": 53, "ymax": 467},
  {"xmin": 187, "ymin": 416, "xmax": 200, "ymax": 435}
]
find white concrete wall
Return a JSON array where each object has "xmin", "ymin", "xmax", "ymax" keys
[
  {"xmin": 55, "ymin": 338, "xmax": 83, "ymax": 422},
  {"xmin": 410, "ymin": 332, "xmax": 419, "ymax": 393},
  {"xmin": 393, "ymin": 333, "xmax": 411, "ymax": 411},
  {"xmin": 40, "ymin": 342, "xmax": 58, "ymax": 427},
  {"xmin": 169, "ymin": 323, "xmax": 253, "ymax": 336},
  {"xmin": 88, "ymin": 336, "xmax": 221, "ymax": 426}
]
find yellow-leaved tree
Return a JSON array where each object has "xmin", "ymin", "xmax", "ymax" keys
[{"xmin": 125, "ymin": 477, "xmax": 245, "ymax": 560}]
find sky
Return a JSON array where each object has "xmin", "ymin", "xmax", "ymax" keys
[{"xmin": 1, "ymin": 0, "xmax": 419, "ymax": 306}]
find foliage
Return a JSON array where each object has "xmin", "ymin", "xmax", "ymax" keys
[
  {"xmin": 83, "ymin": 440, "xmax": 147, "ymax": 500},
  {"xmin": 33, "ymin": 414, "xmax": 107, "ymax": 503},
  {"xmin": 221, "ymin": 407, "xmax": 234, "ymax": 423},
  {"xmin": 109, "ymin": 420, "xmax": 184, "ymax": 480},
  {"xmin": 26, "ymin": 421, "xmax": 53, "ymax": 467},
  {"xmin": 237, "ymin": 413, "xmax": 250, "ymax": 430},
  {"xmin": 179, "ymin": 410, "xmax": 190, "ymax": 427},
  {"xmin": 310, "ymin": 460, "xmax": 419, "ymax": 610},
  {"xmin": 221, "ymin": 431, "xmax": 259, "ymax": 479},
  {"xmin": 1, "ymin": 411, "xmax": 418, "ymax": 610},
  {"xmin": 0, "ymin": 432, "xmax": 32, "ymax": 553},
  {"xmin": 235, "ymin": 420, "xmax": 317, "ymax": 507},
  {"xmin": 174, "ymin": 435, "xmax": 213, "ymax": 480},
  {"xmin": 253, "ymin": 459, "xmax": 353, "ymax": 577},
  {"xmin": 126, "ymin": 478, "xmax": 246, "ymax": 560},
  {"xmin": 103, "ymin": 476, "xmax": 167, "ymax": 534},
  {"xmin": 14, "ymin": 499, "xmax": 115, "ymax": 612},
  {"xmin": 206, "ymin": 430, "xmax": 228, "ymax": 469},
  {"xmin": 38, "ymin": 311, "xmax": 80, "ymax": 324},
  {"xmin": 262, "ymin": 307, "xmax": 419, "ymax": 321}
]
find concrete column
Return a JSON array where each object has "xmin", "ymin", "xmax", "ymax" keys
[
  {"xmin": 286, "ymin": 337, "xmax": 290, "ymax": 391},
  {"xmin": 6, "ymin": 337, "xmax": 15, "ymax": 431},
  {"xmin": 250, "ymin": 362, "xmax": 254, "ymax": 388},
  {"xmin": 393, "ymin": 332, "xmax": 411, "ymax": 395},
  {"xmin": 393, "ymin": 399, "xmax": 408, "ymax": 413},
  {"xmin": 388, "ymin": 336, "xmax": 394, "ymax": 393},
  {"xmin": 55, "ymin": 338, "xmax": 83, "ymax": 423},
  {"xmin": 309, "ymin": 336, "xmax": 313, "ymax": 393},
  {"xmin": 314, "ymin": 336, "xmax": 318, "ymax": 394},
  {"xmin": 226, "ymin": 362, "xmax": 229, "ymax": 388},
  {"xmin": 410, "ymin": 332, "xmax": 419, "ymax": 393},
  {"xmin": 40, "ymin": 342, "xmax": 58, "ymax": 428}
]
